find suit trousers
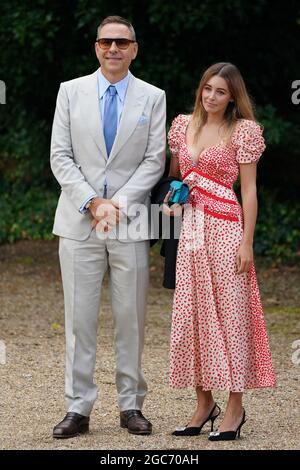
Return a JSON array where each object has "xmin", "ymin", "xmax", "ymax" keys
[{"xmin": 58, "ymin": 230, "xmax": 149, "ymax": 416}]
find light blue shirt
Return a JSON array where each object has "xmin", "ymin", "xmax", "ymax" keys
[
  {"xmin": 98, "ymin": 68, "xmax": 130, "ymax": 126},
  {"xmin": 79, "ymin": 69, "xmax": 130, "ymax": 214}
]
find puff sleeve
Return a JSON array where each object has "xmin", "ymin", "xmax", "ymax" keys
[
  {"xmin": 167, "ymin": 114, "xmax": 186, "ymax": 158},
  {"xmin": 232, "ymin": 119, "xmax": 266, "ymax": 164}
]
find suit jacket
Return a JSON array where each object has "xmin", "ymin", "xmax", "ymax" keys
[{"xmin": 50, "ymin": 69, "xmax": 166, "ymax": 242}]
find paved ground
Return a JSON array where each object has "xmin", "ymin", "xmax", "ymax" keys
[{"xmin": 0, "ymin": 240, "xmax": 299, "ymax": 450}]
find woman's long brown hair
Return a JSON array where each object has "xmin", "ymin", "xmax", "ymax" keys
[{"xmin": 192, "ymin": 62, "xmax": 256, "ymax": 140}]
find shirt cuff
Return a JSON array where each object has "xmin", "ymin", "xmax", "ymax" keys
[{"xmin": 79, "ymin": 194, "xmax": 97, "ymax": 214}]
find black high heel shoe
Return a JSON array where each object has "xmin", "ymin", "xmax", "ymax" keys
[
  {"xmin": 208, "ymin": 408, "xmax": 246, "ymax": 441},
  {"xmin": 172, "ymin": 403, "xmax": 221, "ymax": 436}
]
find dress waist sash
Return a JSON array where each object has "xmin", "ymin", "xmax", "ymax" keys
[{"xmin": 183, "ymin": 168, "xmax": 240, "ymax": 222}]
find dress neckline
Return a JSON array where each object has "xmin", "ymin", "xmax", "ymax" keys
[{"xmin": 183, "ymin": 115, "xmax": 240, "ymax": 166}]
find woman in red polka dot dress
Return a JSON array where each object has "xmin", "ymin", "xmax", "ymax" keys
[{"xmin": 165, "ymin": 62, "xmax": 276, "ymax": 441}]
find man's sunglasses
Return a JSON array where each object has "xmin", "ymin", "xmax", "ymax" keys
[{"xmin": 96, "ymin": 38, "xmax": 136, "ymax": 50}]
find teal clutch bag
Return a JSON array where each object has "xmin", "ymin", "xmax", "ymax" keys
[{"xmin": 168, "ymin": 181, "xmax": 190, "ymax": 206}]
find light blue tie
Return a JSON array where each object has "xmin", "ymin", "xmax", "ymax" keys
[{"xmin": 103, "ymin": 85, "xmax": 117, "ymax": 157}]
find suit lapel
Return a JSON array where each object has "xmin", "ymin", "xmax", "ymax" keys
[
  {"xmin": 78, "ymin": 70, "xmax": 107, "ymax": 161},
  {"xmin": 107, "ymin": 74, "xmax": 147, "ymax": 165}
]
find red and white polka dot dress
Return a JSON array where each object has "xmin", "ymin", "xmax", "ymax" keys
[{"xmin": 168, "ymin": 114, "xmax": 276, "ymax": 391}]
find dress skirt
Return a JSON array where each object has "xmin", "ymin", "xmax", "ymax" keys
[{"xmin": 169, "ymin": 208, "xmax": 276, "ymax": 391}]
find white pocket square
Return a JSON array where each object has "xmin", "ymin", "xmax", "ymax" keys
[{"xmin": 137, "ymin": 115, "xmax": 149, "ymax": 125}]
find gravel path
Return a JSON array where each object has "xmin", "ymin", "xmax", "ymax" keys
[{"xmin": 0, "ymin": 240, "xmax": 299, "ymax": 450}]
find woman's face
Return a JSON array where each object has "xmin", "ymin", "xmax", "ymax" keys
[{"xmin": 202, "ymin": 75, "xmax": 233, "ymax": 115}]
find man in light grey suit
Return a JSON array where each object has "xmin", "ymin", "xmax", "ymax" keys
[{"xmin": 51, "ymin": 16, "xmax": 166, "ymax": 438}]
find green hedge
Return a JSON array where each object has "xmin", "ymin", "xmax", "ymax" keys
[
  {"xmin": 0, "ymin": 0, "xmax": 299, "ymax": 264},
  {"xmin": 0, "ymin": 188, "xmax": 57, "ymax": 243},
  {"xmin": 255, "ymin": 189, "xmax": 300, "ymax": 264}
]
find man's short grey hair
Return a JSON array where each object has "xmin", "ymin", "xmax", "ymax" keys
[{"xmin": 97, "ymin": 15, "xmax": 136, "ymax": 41}]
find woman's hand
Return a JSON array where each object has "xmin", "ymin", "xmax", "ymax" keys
[
  {"xmin": 236, "ymin": 241, "xmax": 254, "ymax": 274},
  {"xmin": 162, "ymin": 190, "xmax": 183, "ymax": 217}
]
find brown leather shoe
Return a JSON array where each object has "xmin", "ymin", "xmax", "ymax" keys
[
  {"xmin": 53, "ymin": 412, "xmax": 89, "ymax": 439},
  {"xmin": 120, "ymin": 410, "xmax": 152, "ymax": 435}
]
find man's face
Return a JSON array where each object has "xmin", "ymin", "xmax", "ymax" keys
[{"xmin": 95, "ymin": 23, "xmax": 138, "ymax": 79}]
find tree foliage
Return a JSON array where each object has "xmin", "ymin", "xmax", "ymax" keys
[{"xmin": 0, "ymin": 0, "xmax": 299, "ymax": 259}]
